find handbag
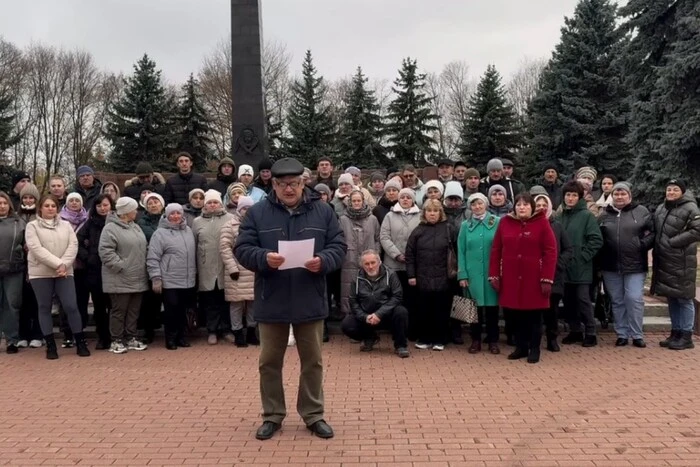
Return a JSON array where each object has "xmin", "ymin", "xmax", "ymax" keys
[{"xmin": 451, "ymin": 289, "xmax": 478, "ymax": 323}]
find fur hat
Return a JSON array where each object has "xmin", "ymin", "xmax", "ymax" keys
[
  {"xmin": 115, "ymin": 197, "xmax": 138, "ymax": 216},
  {"xmin": 258, "ymin": 158, "xmax": 273, "ymax": 171}
]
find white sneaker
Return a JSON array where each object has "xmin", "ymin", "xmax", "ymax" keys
[
  {"xmin": 17, "ymin": 340, "xmax": 29, "ymax": 348},
  {"xmin": 109, "ymin": 341, "xmax": 128, "ymax": 354},
  {"xmin": 126, "ymin": 338, "xmax": 147, "ymax": 351},
  {"xmin": 29, "ymin": 339, "xmax": 43, "ymax": 348},
  {"xmin": 432, "ymin": 344, "xmax": 445, "ymax": 351},
  {"xmin": 288, "ymin": 326, "xmax": 296, "ymax": 346},
  {"xmin": 414, "ymin": 342, "xmax": 430, "ymax": 350}
]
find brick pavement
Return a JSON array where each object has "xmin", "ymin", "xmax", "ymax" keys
[{"xmin": 0, "ymin": 333, "xmax": 698, "ymax": 466}]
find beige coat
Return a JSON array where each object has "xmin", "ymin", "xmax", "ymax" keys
[
  {"xmin": 192, "ymin": 210, "xmax": 234, "ymax": 291},
  {"xmin": 219, "ymin": 213, "xmax": 254, "ymax": 302},
  {"xmin": 25, "ymin": 217, "xmax": 78, "ymax": 279}
]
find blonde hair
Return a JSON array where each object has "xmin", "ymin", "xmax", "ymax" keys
[{"xmin": 420, "ymin": 199, "xmax": 446, "ymax": 223}]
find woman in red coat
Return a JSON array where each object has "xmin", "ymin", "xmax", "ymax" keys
[{"xmin": 489, "ymin": 193, "xmax": 557, "ymax": 363}]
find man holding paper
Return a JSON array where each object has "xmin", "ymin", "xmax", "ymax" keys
[{"xmin": 234, "ymin": 157, "xmax": 346, "ymax": 441}]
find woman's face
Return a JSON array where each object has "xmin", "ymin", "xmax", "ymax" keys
[
  {"xmin": 535, "ymin": 198, "xmax": 549, "ymax": 214},
  {"xmin": 320, "ymin": 192, "xmax": 329, "ymax": 203},
  {"xmin": 470, "ymin": 199, "xmax": 486, "ymax": 216},
  {"xmin": 515, "ymin": 200, "xmax": 533, "ymax": 219},
  {"xmin": 424, "ymin": 207, "xmax": 440, "ymax": 224},
  {"xmin": 338, "ymin": 182, "xmax": 352, "ymax": 195},
  {"xmin": 205, "ymin": 200, "xmax": 221, "ymax": 212},
  {"xmin": 612, "ymin": 189, "xmax": 631, "ymax": 208},
  {"xmin": 564, "ymin": 192, "xmax": 580, "ymax": 207},
  {"xmin": 146, "ymin": 198, "xmax": 163, "ymax": 215},
  {"xmin": 398, "ymin": 194, "xmax": 414, "ymax": 209},
  {"xmin": 490, "ymin": 191, "xmax": 505, "ymax": 207},
  {"xmin": 230, "ymin": 191, "xmax": 243, "ymax": 204},
  {"xmin": 40, "ymin": 199, "xmax": 58, "ymax": 219},
  {"xmin": 22, "ymin": 195, "xmax": 36, "ymax": 206},
  {"xmin": 427, "ymin": 187, "xmax": 441, "ymax": 200},
  {"xmin": 190, "ymin": 194, "xmax": 204, "ymax": 209},
  {"xmin": 385, "ymin": 187, "xmax": 399, "ymax": 202},
  {"xmin": 350, "ymin": 193, "xmax": 364, "ymax": 210},
  {"xmin": 666, "ymin": 185, "xmax": 683, "ymax": 201},
  {"xmin": 371, "ymin": 179, "xmax": 384, "ymax": 192},
  {"xmin": 601, "ymin": 178, "xmax": 614, "ymax": 194},
  {"xmin": 167, "ymin": 211, "xmax": 183, "ymax": 224},
  {"xmin": 67, "ymin": 197, "xmax": 82, "ymax": 212},
  {"xmin": 0, "ymin": 197, "xmax": 9, "ymax": 217},
  {"xmin": 103, "ymin": 185, "xmax": 117, "ymax": 200},
  {"xmin": 96, "ymin": 198, "xmax": 112, "ymax": 217}
]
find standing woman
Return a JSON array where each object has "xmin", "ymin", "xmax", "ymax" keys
[
  {"xmin": 136, "ymin": 191, "xmax": 165, "ymax": 342},
  {"xmin": 457, "ymin": 193, "xmax": 501, "ymax": 354},
  {"xmin": 16, "ymin": 183, "xmax": 42, "ymax": 348},
  {"xmin": 25, "ymin": 195, "xmax": 90, "ymax": 359},
  {"xmin": 489, "ymin": 193, "xmax": 557, "ymax": 363},
  {"xmin": 488, "ymin": 185, "xmax": 512, "ymax": 218},
  {"xmin": 372, "ymin": 178, "xmax": 401, "ymax": 226},
  {"xmin": 60, "ymin": 192, "xmax": 89, "ymax": 339},
  {"xmin": 99, "ymin": 197, "xmax": 149, "ymax": 354},
  {"xmin": 331, "ymin": 174, "xmax": 354, "ymax": 217},
  {"xmin": 101, "ymin": 182, "xmax": 121, "ymax": 204},
  {"xmin": 405, "ymin": 199, "xmax": 453, "ymax": 351},
  {"xmin": 137, "ymin": 192, "xmax": 165, "ymax": 243},
  {"xmin": 147, "ymin": 203, "xmax": 197, "ymax": 350},
  {"xmin": 595, "ymin": 175, "xmax": 617, "ymax": 210},
  {"xmin": 338, "ymin": 190, "xmax": 380, "ymax": 317},
  {"xmin": 0, "ymin": 192, "xmax": 25, "ymax": 354},
  {"xmin": 652, "ymin": 179, "xmax": 700, "ymax": 350},
  {"xmin": 77, "ymin": 194, "xmax": 114, "ymax": 349},
  {"xmin": 598, "ymin": 182, "xmax": 654, "ymax": 348}
]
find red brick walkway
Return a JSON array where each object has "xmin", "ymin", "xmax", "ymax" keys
[{"xmin": 1, "ymin": 333, "xmax": 698, "ymax": 466}]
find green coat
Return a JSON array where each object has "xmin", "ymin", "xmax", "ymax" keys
[
  {"xmin": 457, "ymin": 213, "xmax": 500, "ymax": 306},
  {"xmin": 558, "ymin": 199, "xmax": 603, "ymax": 284}
]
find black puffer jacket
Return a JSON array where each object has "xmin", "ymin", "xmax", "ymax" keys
[
  {"xmin": 372, "ymin": 195, "xmax": 397, "ymax": 226},
  {"xmin": 77, "ymin": 214, "xmax": 107, "ymax": 286},
  {"xmin": 598, "ymin": 203, "xmax": 654, "ymax": 274},
  {"xmin": 405, "ymin": 220, "xmax": 452, "ymax": 291},
  {"xmin": 550, "ymin": 219, "xmax": 573, "ymax": 295},
  {"xmin": 163, "ymin": 172, "xmax": 208, "ymax": 205},
  {"xmin": 209, "ymin": 173, "xmax": 237, "ymax": 197},
  {"xmin": 73, "ymin": 179, "xmax": 103, "ymax": 211},
  {"xmin": 349, "ymin": 264, "xmax": 403, "ymax": 320},
  {"xmin": 0, "ymin": 214, "xmax": 25, "ymax": 276},
  {"xmin": 651, "ymin": 193, "xmax": 700, "ymax": 299}
]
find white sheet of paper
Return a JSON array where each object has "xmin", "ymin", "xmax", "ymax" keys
[{"xmin": 278, "ymin": 238, "xmax": 315, "ymax": 270}]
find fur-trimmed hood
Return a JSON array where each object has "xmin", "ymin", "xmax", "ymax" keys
[{"xmin": 124, "ymin": 172, "xmax": 166, "ymax": 188}]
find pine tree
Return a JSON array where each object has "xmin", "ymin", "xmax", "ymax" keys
[
  {"xmin": 264, "ymin": 100, "xmax": 284, "ymax": 161},
  {"xmin": 526, "ymin": 0, "xmax": 629, "ymax": 178},
  {"xmin": 174, "ymin": 74, "xmax": 214, "ymax": 171},
  {"xmin": 459, "ymin": 65, "xmax": 521, "ymax": 170},
  {"xmin": 283, "ymin": 50, "xmax": 335, "ymax": 167},
  {"xmin": 0, "ymin": 91, "xmax": 20, "ymax": 154},
  {"xmin": 337, "ymin": 67, "xmax": 385, "ymax": 168},
  {"xmin": 385, "ymin": 58, "xmax": 438, "ymax": 166},
  {"xmin": 105, "ymin": 54, "xmax": 176, "ymax": 172}
]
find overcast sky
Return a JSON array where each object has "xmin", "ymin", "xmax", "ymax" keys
[{"xmin": 0, "ymin": 0, "xmax": 583, "ymax": 84}]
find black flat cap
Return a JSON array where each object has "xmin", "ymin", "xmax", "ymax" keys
[
  {"xmin": 271, "ymin": 157, "xmax": 304, "ymax": 177},
  {"xmin": 437, "ymin": 158, "xmax": 454, "ymax": 167},
  {"xmin": 501, "ymin": 158, "xmax": 514, "ymax": 167}
]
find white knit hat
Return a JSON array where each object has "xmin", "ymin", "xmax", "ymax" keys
[
  {"xmin": 338, "ymin": 173, "xmax": 354, "ymax": 186},
  {"xmin": 238, "ymin": 164, "xmax": 254, "ymax": 178},
  {"xmin": 143, "ymin": 192, "xmax": 165, "ymax": 208},
  {"xmin": 115, "ymin": 197, "xmax": 138, "ymax": 216},
  {"xmin": 467, "ymin": 192, "xmax": 489, "ymax": 206},
  {"xmin": 203, "ymin": 189, "xmax": 222, "ymax": 205},
  {"xmin": 236, "ymin": 195, "xmax": 254, "ymax": 213},
  {"xmin": 165, "ymin": 203, "xmax": 184, "ymax": 217},
  {"xmin": 443, "ymin": 181, "xmax": 463, "ymax": 200},
  {"xmin": 424, "ymin": 180, "xmax": 444, "ymax": 196},
  {"xmin": 66, "ymin": 192, "xmax": 83, "ymax": 205}
]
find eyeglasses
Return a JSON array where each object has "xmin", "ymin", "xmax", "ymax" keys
[{"xmin": 274, "ymin": 179, "xmax": 302, "ymax": 190}]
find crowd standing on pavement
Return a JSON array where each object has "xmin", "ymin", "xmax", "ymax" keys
[{"xmin": 1, "ymin": 152, "xmax": 699, "ymax": 439}]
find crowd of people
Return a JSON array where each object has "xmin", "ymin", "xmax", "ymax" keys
[{"xmin": 0, "ymin": 153, "xmax": 698, "ymax": 366}]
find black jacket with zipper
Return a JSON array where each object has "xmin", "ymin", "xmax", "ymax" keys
[
  {"xmin": 349, "ymin": 264, "xmax": 403, "ymax": 320},
  {"xmin": 598, "ymin": 203, "xmax": 654, "ymax": 274}
]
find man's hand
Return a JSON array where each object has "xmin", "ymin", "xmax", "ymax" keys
[
  {"xmin": 408, "ymin": 278, "xmax": 417, "ymax": 286},
  {"xmin": 305, "ymin": 256, "xmax": 322, "ymax": 273},
  {"xmin": 366, "ymin": 313, "xmax": 381, "ymax": 326},
  {"xmin": 230, "ymin": 272, "xmax": 240, "ymax": 281},
  {"xmin": 266, "ymin": 252, "xmax": 285, "ymax": 269},
  {"xmin": 459, "ymin": 279, "xmax": 469, "ymax": 288},
  {"xmin": 56, "ymin": 264, "xmax": 67, "ymax": 277},
  {"xmin": 152, "ymin": 279, "xmax": 163, "ymax": 294}
]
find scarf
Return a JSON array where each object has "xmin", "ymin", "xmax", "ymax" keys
[
  {"xmin": 472, "ymin": 212, "xmax": 487, "ymax": 221},
  {"xmin": 60, "ymin": 206, "xmax": 88, "ymax": 230},
  {"xmin": 21, "ymin": 203, "xmax": 36, "ymax": 210},
  {"xmin": 345, "ymin": 203, "xmax": 371, "ymax": 220}
]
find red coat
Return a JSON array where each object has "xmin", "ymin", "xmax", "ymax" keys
[{"xmin": 488, "ymin": 211, "xmax": 557, "ymax": 310}]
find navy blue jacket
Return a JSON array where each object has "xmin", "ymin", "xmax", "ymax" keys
[{"xmin": 234, "ymin": 188, "xmax": 346, "ymax": 324}]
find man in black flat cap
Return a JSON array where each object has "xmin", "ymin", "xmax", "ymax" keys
[
  {"xmin": 234, "ymin": 157, "xmax": 346, "ymax": 441},
  {"xmin": 500, "ymin": 158, "xmax": 526, "ymax": 203},
  {"xmin": 437, "ymin": 158, "xmax": 454, "ymax": 185}
]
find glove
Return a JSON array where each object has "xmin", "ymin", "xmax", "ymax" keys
[
  {"xmin": 152, "ymin": 279, "xmax": 163, "ymax": 294},
  {"xmin": 541, "ymin": 282, "xmax": 552, "ymax": 297},
  {"xmin": 489, "ymin": 278, "xmax": 500, "ymax": 293},
  {"xmin": 230, "ymin": 272, "xmax": 240, "ymax": 281}
]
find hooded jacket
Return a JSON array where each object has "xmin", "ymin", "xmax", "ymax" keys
[
  {"xmin": 208, "ymin": 158, "xmax": 237, "ymax": 196},
  {"xmin": 192, "ymin": 208, "xmax": 234, "ymax": 291},
  {"xmin": 123, "ymin": 172, "xmax": 166, "ymax": 200},
  {"xmin": 558, "ymin": 198, "xmax": 603, "ymax": 284},
  {"xmin": 405, "ymin": 219, "xmax": 453, "ymax": 291},
  {"xmin": 147, "ymin": 217, "xmax": 197, "ymax": 289},
  {"xmin": 219, "ymin": 212, "xmax": 255, "ymax": 302},
  {"xmin": 598, "ymin": 202, "xmax": 654, "ymax": 274},
  {"xmin": 0, "ymin": 214, "xmax": 26, "ymax": 276},
  {"xmin": 349, "ymin": 264, "xmax": 403, "ymax": 320},
  {"xmin": 25, "ymin": 217, "xmax": 78, "ymax": 279},
  {"xmin": 98, "ymin": 213, "xmax": 149, "ymax": 294}
]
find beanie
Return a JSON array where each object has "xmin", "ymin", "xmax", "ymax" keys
[
  {"xmin": 486, "ymin": 159, "xmax": 503, "ymax": 173},
  {"xmin": 218, "ymin": 157, "xmax": 235, "ymax": 171},
  {"xmin": 534, "ymin": 194, "xmax": 553, "ymax": 219},
  {"xmin": 666, "ymin": 179, "xmax": 687, "ymax": 194},
  {"xmin": 115, "ymin": 197, "xmax": 138, "ymax": 216},
  {"xmin": 236, "ymin": 196, "xmax": 254, "ymax": 214},
  {"xmin": 576, "ymin": 178, "xmax": 593, "ymax": 193},
  {"xmin": 258, "ymin": 158, "xmax": 273, "ymax": 171},
  {"xmin": 398, "ymin": 188, "xmax": 416, "ymax": 201},
  {"xmin": 464, "ymin": 168, "xmax": 480, "ymax": 179},
  {"xmin": 19, "ymin": 183, "xmax": 40, "ymax": 201},
  {"xmin": 228, "ymin": 182, "xmax": 247, "ymax": 196},
  {"xmin": 370, "ymin": 171, "xmax": 384, "ymax": 183},
  {"xmin": 165, "ymin": 203, "xmax": 184, "ymax": 217},
  {"xmin": 529, "ymin": 185, "xmax": 548, "ymax": 197},
  {"xmin": 11, "ymin": 171, "xmax": 30, "ymax": 188},
  {"xmin": 384, "ymin": 179, "xmax": 402, "ymax": 192},
  {"xmin": 189, "ymin": 188, "xmax": 205, "ymax": 200},
  {"xmin": 76, "ymin": 165, "xmax": 94, "ymax": 177},
  {"xmin": 467, "ymin": 192, "xmax": 489, "ymax": 206},
  {"xmin": 386, "ymin": 167, "xmax": 399, "ymax": 179},
  {"xmin": 238, "ymin": 164, "xmax": 254, "ymax": 178},
  {"xmin": 575, "ymin": 166, "xmax": 597, "ymax": 182},
  {"xmin": 135, "ymin": 162, "xmax": 153, "ymax": 176},
  {"xmin": 203, "ymin": 189, "xmax": 222, "ymax": 205},
  {"xmin": 443, "ymin": 181, "xmax": 464, "ymax": 200},
  {"xmin": 345, "ymin": 166, "xmax": 361, "ymax": 176},
  {"xmin": 338, "ymin": 173, "xmax": 354, "ymax": 186},
  {"xmin": 612, "ymin": 181, "xmax": 632, "ymax": 198},
  {"xmin": 488, "ymin": 184, "xmax": 506, "ymax": 198},
  {"xmin": 66, "ymin": 192, "xmax": 83, "ymax": 205},
  {"xmin": 314, "ymin": 183, "xmax": 331, "ymax": 198},
  {"xmin": 424, "ymin": 180, "xmax": 445, "ymax": 196},
  {"xmin": 143, "ymin": 192, "xmax": 165, "ymax": 208}
]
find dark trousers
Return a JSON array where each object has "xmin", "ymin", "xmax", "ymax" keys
[
  {"xmin": 508, "ymin": 308, "xmax": 544, "ymax": 351},
  {"xmin": 200, "ymin": 286, "xmax": 230, "ymax": 334},
  {"xmin": 341, "ymin": 306, "xmax": 408, "ymax": 349},
  {"xmin": 503, "ymin": 307, "xmax": 515, "ymax": 341},
  {"xmin": 138, "ymin": 288, "xmax": 162, "ymax": 337},
  {"xmin": 469, "ymin": 306, "xmax": 500, "ymax": 343},
  {"xmin": 30, "ymin": 277, "xmax": 82, "ymax": 336},
  {"xmin": 326, "ymin": 270, "xmax": 341, "ymax": 317},
  {"xmin": 396, "ymin": 271, "xmax": 419, "ymax": 340},
  {"xmin": 544, "ymin": 293, "xmax": 562, "ymax": 339},
  {"xmin": 417, "ymin": 289, "xmax": 452, "ymax": 345},
  {"xmin": 73, "ymin": 269, "xmax": 90, "ymax": 330},
  {"xmin": 564, "ymin": 284, "xmax": 596, "ymax": 336},
  {"xmin": 19, "ymin": 279, "xmax": 42, "ymax": 341},
  {"xmin": 75, "ymin": 273, "xmax": 110, "ymax": 344},
  {"xmin": 162, "ymin": 288, "xmax": 194, "ymax": 342}
]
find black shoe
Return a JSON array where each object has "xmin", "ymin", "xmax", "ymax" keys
[
  {"xmin": 632, "ymin": 339, "xmax": 646, "ymax": 348},
  {"xmin": 45, "ymin": 334, "xmax": 59, "ymax": 360},
  {"xmin": 165, "ymin": 341, "xmax": 177, "ymax": 350},
  {"xmin": 546, "ymin": 338, "xmax": 560, "ymax": 352},
  {"xmin": 6, "ymin": 344, "xmax": 18, "ymax": 354},
  {"xmin": 582, "ymin": 335, "xmax": 598, "ymax": 347},
  {"xmin": 527, "ymin": 348, "xmax": 541, "ymax": 364},
  {"xmin": 307, "ymin": 420, "xmax": 334, "ymax": 439},
  {"xmin": 247, "ymin": 327, "xmax": 260, "ymax": 346},
  {"xmin": 507, "ymin": 348, "xmax": 528, "ymax": 360},
  {"xmin": 323, "ymin": 322, "xmax": 330, "ymax": 343},
  {"xmin": 360, "ymin": 337, "xmax": 378, "ymax": 352},
  {"xmin": 669, "ymin": 331, "xmax": 695, "ymax": 350},
  {"xmin": 74, "ymin": 332, "xmax": 91, "ymax": 357},
  {"xmin": 395, "ymin": 347, "xmax": 410, "ymax": 358},
  {"xmin": 561, "ymin": 332, "xmax": 584, "ymax": 345},
  {"xmin": 233, "ymin": 329, "xmax": 248, "ymax": 348},
  {"xmin": 660, "ymin": 330, "xmax": 680, "ymax": 348},
  {"xmin": 255, "ymin": 421, "xmax": 281, "ymax": 440},
  {"xmin": 176, "ymin": 338, "xmax": 191, "ymax": 348},
  {"xmin": 95, "ymin": 340, "xmax": 110, "ymax": 350},
  {"xmin": 615, "ymin": 338, "xmax": 628, "ymax": 347}
]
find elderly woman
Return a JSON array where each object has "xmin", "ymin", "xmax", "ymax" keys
[
  {"xmin": 422, "ymin": 180, "xmax": 444, "ymax": 204},
  {"xmin": 344, "ymin": 166, "xmax": 376, "ymax": 208},
  {"xmin": 405, "ymin": 199, "xmax": 453, "ymax": 351},
  {"xmin": 99, "ymin": 197, "xmax": 149, "ymax": 354},
  {"xmin": 16, "ymin": 184, "xmax": 42, "ymax": 348},
  {"xmin": 136, "ymin": 191, "xmax": 165, "ymax": 342},
  {"xmin": 488, "ymin": 184, "xmax": 512, "ymax": 218},
  {"xmin": 60, "ymin": 193, "xmax": 88, "ymax": 232},
  {"xmin": 331, "ymin": 173, "xmax": 354, "ymax": 216},
  {"xmin": 489, "ymin": 193, "xmax": 557, "ymax": 363},
  {"xmin": 193, "ymin": 190, "xmax": 235, "ymax": 345},
  {"xmin": 372, "ymin": 178, "xmax": 401, "ymax": 226},
  {"xmin": 101, "ymin": 181, "xmax": 121, "ymax": 203},
  {"xmin": 137, "ymin": 192, "xmax": 165, "ymax": 243},
  {"xmin": 339, "ymin": 190, "xmax": 380, "ymax": 317},
  {"xmin": 0, "ymin": 192, "xmax": 25, "ymax": 354},
  {"xmin": 220, "ymin": 196, "xmax": 256, "ymax": 347},
  {"xmin": 147, "ymin": 203, "xmax": 197, "ymax": 350},
  {"xmin": 458, "ymin": 192, "xmax": 501, "ymax": 354},
  {"xmin": 184, "ymin": 188, "xmax": 205, "ymax": 227},
  {"xmin": 368, "ymin": 172, "xmax": 385, "ymax": 205},
  {"xmin": 225, "ymin": 182, "xmax": 247, "ymax": 214},
  {"xmin": 652, "ymin": 179, "xmax": 700, "ymax": 350},
  {"xmin": 598, "ymin": 182, "xmax": 654, "ymax": 348},
  {"xmin": 25, "ymin": 195, "xmax": 90, "ymax": 359}
]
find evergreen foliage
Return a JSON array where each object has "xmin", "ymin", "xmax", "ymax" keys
[
  {"xmin": 0, "ymin": 92, "xmax": 20, "ymax": 155},
  {"xmin": 174, "ymin": 74, "xmax": 213, "ymax": 171}
]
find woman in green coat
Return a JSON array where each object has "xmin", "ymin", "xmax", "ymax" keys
[{"xmin": 457, "ymin": 192, "xmax": 501, "ymax": 355}]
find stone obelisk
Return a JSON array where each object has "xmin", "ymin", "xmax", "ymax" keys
[{"xmin": 230, "ymin": 0, "xmax": 267, "ymax": 170}]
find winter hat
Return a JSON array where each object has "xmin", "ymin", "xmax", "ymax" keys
[
  {"xmin": 143, "ymin": 192, "xmax": 165, "ymax": 208},
  {"xmin": 165, "ymin": 203, "xmax": 184, "ymax": 217},
  {"xmin": 534, "ymin": 194, "xmax": 553, "ymax": 219},
  {"xmin": 203, "ymin": 189, "xmax": 222, "ymax": 205},
  {"xmin": 258, "ymin": 158, "xmax": 273, "ymax": 171},
  {"xmin": 612, "ymin": 181, "xmax": 632, "ymax": 197},
  {"xmin": 384, "ymin": 179, "xmax": 402, "ymax": 192},
  {"xmin": 501, "ymin": 158, "xmax": 514, "ymax": 167},
  {"xmin": 228, "ymin": 182, "xmax": 247, "ymax": 196},
  {"xmin": 398, "ymin": 188, "xmax": 416, "ymax": 201},
  {"xmin": 345, "ymin": 166, "xmax": 361, "ymax": 176},
  {"xmin": 238, "ymin": 164, "xmax": 254, "ymax": 178},
  {"xmin": 666, "ymin": 179, "xmax": 687, "ymax": 194},
  {"xmin": 189, "ymin": 188, "xmax": 205, "ymax": 200},
  {"xmin": 101, "ymin": 182, "xmax": 121, "ymax": 198},
  {"xmin": 443, "ymin": 181, "xmax": 464, "ymax": 200},
  {"xmin": 464, "ymin": 168, "xmax": 480, "ymax": 179},
  {"xmin": 314, "ymin": 183, "xmax": 331, "ymax": 198},
  {"xmin": 529, "ymin": 185, "xmax": 548, "ymax": 197},
  {"xmin": 76, "ymin": 165, "xmax": 94, "ymax": 177},
  {"xmin": 66, "ymin": 192, "xmax": 83, "ymax": 206},
  {"xmin": 467, "ymin": 192, "xmax": 489, "ymax": 206},
  {"xmin": 370, "ymin": 171, "xmax": 385, "ymax": 183},
  {"xmin": 488, "ymin": 184, "xmax": 506, "ymax": 198},
  {"xmin": 486, "ymin": 159, "xmax": 503, "ymax": 173},
  {"xmin": 575, "ymin": 166, "xmax": 597, "ymax": 182},
  {"xmin": 576, "ymin": 178, "xmax": 593, "ymax": 193},
  {"xmin": 303, "ymin": 167, "xmax": 312, "ymax": 179},
  {"xmin": 115, "ymin": 197, "xmax": 138, "ymax": 216},
  {"xmin": 543, "ymin": 164, "xmax": 558, "ymax": 173},
  {"xmin": 218, "ymin": 157, "xmax": 235, "ymax": 171},
  {"xmin": 135, "ymin": 162, "xmax": 153, "ymax": 176},
  {"xmin": 11, "ymin": 171, "xmax": 30, "ymax": 188},
  {"xmin": 19, "ymin": 183, "xmax": 40, "ymax": 201},
  {"xmin": 236, "ymin": 196, "xmax": 254, "ymax": 213},
  {"xmin": 424, "ymin": 180, "xmax": 445, "ymax": 196},
  {"xmin": 386, "ymin": 167, "xmax": 400, "ymax": 179},
  {"xmin": 338, "ymin": 173, "xmax": 354, "ymax": 186}
]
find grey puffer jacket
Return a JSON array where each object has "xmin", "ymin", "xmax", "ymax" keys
[
  {"xmin": 98, "ymin": 214, "xmax": 149, "ymax": 294},
  {"xmin": 0, "ymin": 214, "xmax": 26, "ymax": 276},
  {"xmin": 598, "ymin": 203, "xmax": 654, "ymax": 274},
  {"xmin": 338, "ymin": 209, "xmax": 380, "ymax": 316},
  {"xmin": 379, "ymin": 203, "xmax": 421, "ymax": 272},
  {"xmin": 651, "ymin": 193, "xmax": 700, "ymax": 299},
  {"xmin": 192, "ymin": 209, "xmax": 234, "ymax": 291},
  {"xmin": 147, "ymin": 217, "xmax": 197, "ymax": 290}
]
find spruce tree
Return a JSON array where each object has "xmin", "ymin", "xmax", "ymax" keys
[
  {"xmin": 174, "ymin": 74, "xmax": 213, "ymax": 171},
  {"xmin": 385, "ymin": 58, "xmax": 438, "ymax": 166},
  {"xmin": 0, "ymin": 91, "xmax": 20, "ymax": 155},
  {"xmin": 459, "ymin": 65, "xmax": 521, "ymax": 170},
  {"xmin": 283, "ymin": 50, "xmax": 335, "ymax": 167},
  {"xmin": 105, "ymin": 54, "xmax": 176, "ymax": 172},
  {"xmin": 526, "ymin": 0, "xmax": 629, "ymax": 178},
  {"xmin": 337, "ymin": 67, "xmax": 385, "ymax": 168},
  {"xmin": 264, "ymin": 101, "xmax": 284, "ymax": 161}
]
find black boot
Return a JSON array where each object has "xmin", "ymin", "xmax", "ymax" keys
[
  {"xmin": 669, "ymin": 331, "xmax": 695, "ymax": 350},
  {"xmin": 322, "ymin": 321, "xmax": 330, "ymax": 343},
  {"xmin": 546, "ymin": 335, "xmax": 560, "ymax": 352},
  {"xmin": 74, "ymin": 332, "xmax": 91, "ymax": 357},
  {"xmin": 247, "ymin": 327, "xmax": 260, "ymax": 346},
  {"xmin": 234, "ymin": 329, "xmax": 247, "ymax": 348},
  {"xmin": 507, "ymin": 348, "xmax": 528, "ymax": 360},
  {"xmin": 582, "ymin": 335, "xmax": 598, "ymax": 347},
  {"xmin": 528, "ymin": 347, "xmax": 541, "ymax": 364},
  {"xmin": 660, "ymin": 330, "xmax": 681, "ymax": 348},
  {"xmin": 44, "ymin": 334, "xmax": 59, "ymax": 360},
  {"xmin": 561, "ymin": 331, "xmax": 584, "ymax": 345}
]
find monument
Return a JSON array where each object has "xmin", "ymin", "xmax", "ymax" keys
[{"xmin": 230, "ymin": 0, "xmax": 267, "ymax": 170}]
